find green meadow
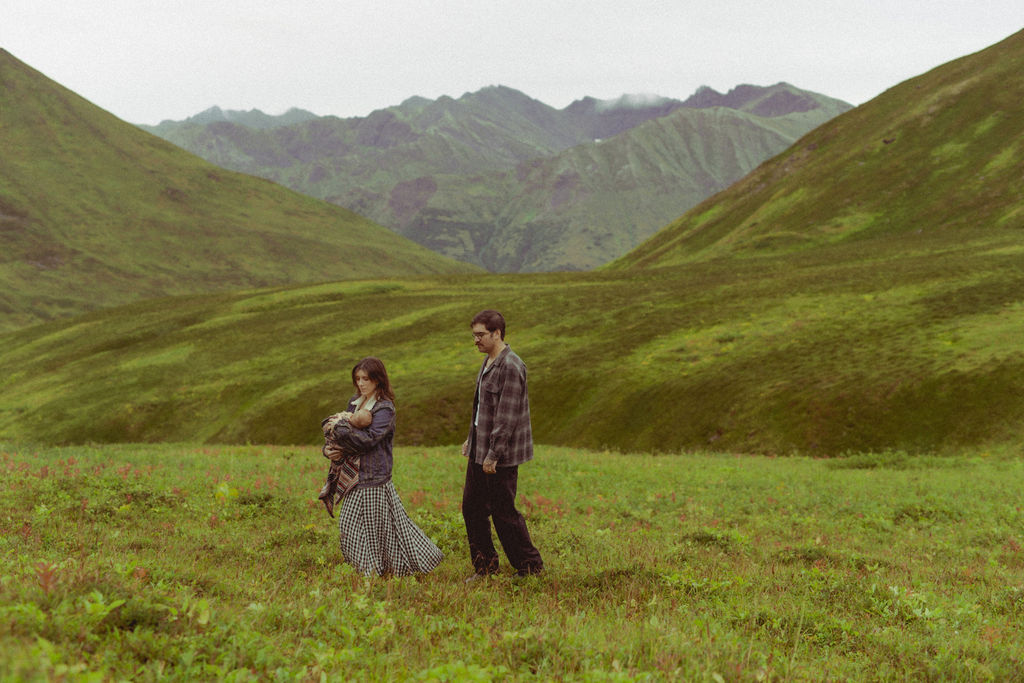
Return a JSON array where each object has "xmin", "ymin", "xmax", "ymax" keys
[{"xmin": 2, "ymin": 443, "xmax": 1022, "ymax": 680}]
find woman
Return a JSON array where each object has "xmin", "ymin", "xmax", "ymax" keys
[{"xmin": 332, "ymin": 357, "xmax": 443, "ymax": 577}]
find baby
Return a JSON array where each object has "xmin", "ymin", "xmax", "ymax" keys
[
  {"xmin": 317, "ymin": 408, "xmax": 372, "ymax": 517},
  {"xmin": 323, "ymin": 408, "xmax": 373, "ymax": 443}
]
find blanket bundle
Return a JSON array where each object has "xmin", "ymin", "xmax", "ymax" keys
[{"xmin": 317, "ymin": 413, "xmax": 360, "ymax": 517}]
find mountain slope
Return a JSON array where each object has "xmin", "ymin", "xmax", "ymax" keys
[
  {"xmin": 416, "ymin": 100, "xmax": 846, "ymax": 271},
  {"xmin": 613, "ymin": 30, "xmax": 1024, "ymax": 269},
  {"xmin": 0, "ymin": 50, "xmax": 478, "ymax": 331},
  {"xmin": 141, "ymin": 84, "xmax": 851, "ymax": 271}
]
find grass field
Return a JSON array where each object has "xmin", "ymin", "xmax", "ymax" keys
[{"xmin": 3, "ymin": 443, "xmax": 1022, "ymax": 680}]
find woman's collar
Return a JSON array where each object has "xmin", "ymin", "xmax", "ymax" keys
[{"xmin": 353, "ymin": 394, "xmax": 378, "ymax": 412}]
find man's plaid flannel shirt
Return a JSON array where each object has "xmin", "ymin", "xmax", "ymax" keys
[{"xmin": 467, "ymin": 345, "xmax": 534, "ymax": 467}]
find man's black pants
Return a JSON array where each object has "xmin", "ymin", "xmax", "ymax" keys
[{"xmin": 462, "ymin": 458, "xmax": 543, "ymax": 576}]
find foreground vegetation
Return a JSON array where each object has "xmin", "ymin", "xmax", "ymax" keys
[{"xmin": 3, "ymin": 443, "xmax": 1022, "ymax": 680}]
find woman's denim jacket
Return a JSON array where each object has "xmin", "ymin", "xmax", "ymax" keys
[{"xmin": 332, "ymin": 397, "xmax": 395, "ymax": 488}]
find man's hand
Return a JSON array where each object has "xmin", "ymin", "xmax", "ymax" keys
[
  {"xmin": 482, "ymin": 460, "xmax": 497, "ymax": 475},
  {"xmin": 461, "ymin": 440, "xmax": 468, "ymax": 457}
]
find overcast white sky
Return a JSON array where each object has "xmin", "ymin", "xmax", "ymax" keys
[{"xmin": 4, "ymin": 1, "xmax": 1022, "ymax": 125}]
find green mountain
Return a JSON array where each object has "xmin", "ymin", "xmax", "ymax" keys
[
  {"xmin": 417, "ymin": 100, "xmax": 846, "ymax": 271},
  {"xmin": 141, "ymin": 84, "xmax": 851, "ymax": 271},
  {"xmin": 2, "ymin": 32, "xmax": 1021, "ymax": 455},
  {"xmin": 613, "ymin": 32, "xmax": 1024, "ymax": 268},
  {"xmin": 0, "ymin": 50, "xmax": 477, "ymax": 331}
]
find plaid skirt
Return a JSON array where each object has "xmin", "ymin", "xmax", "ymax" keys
[{"xmin": 338, "ymin": 481, "xmax": 444, "ymax": 577}]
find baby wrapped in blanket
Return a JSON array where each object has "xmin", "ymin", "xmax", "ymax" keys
[{"xmin": 317, "ymin": 407, "xmax": 372, "ymax": 517}]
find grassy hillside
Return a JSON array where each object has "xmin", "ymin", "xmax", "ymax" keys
[
  {"xmin": 613, "ymin": 30, "xmax": 1024, "ymax": 268},
  {"xmin": 0, "ymin": 244, "xmax": 1021, "ymax": 455},
  {"xmin": 142, "ymin": 84, "xmax": 850, "ymax": 271},
  {"xmin": 0, "ymin": 50, "xmax": 478, "ymax": 332}
]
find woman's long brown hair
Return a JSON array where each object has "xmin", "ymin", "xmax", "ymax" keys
[{"xmin": 351, "ymin": 356, "xmax": 396, "ymax": 402}]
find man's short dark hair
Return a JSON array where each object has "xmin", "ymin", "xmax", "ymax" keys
[{"xmin": 472, "ymin": 310, "xmax": 506, "ymax": 340}]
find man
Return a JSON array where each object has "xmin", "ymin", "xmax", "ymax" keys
[{"xmin": 461, "ymin": 309, "xmax": 544, "ymax": 581}]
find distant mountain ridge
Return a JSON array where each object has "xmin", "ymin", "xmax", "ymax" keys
[
  {"xmin": 149, "ymin": 106, "xmax": 320, "ymax": 130},
  {"xmin": 141, "ymin": 83, "xmax": 852, "ymax": 271}
]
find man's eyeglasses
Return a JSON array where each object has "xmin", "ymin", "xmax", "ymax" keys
[{"xmin": 473, "ymin": 331, "xmax": 493, "ymax": 340}]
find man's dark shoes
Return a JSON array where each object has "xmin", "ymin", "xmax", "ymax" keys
[{"xmin": 512, "ymin": 568, "xmax": 543, "ymax": 581}]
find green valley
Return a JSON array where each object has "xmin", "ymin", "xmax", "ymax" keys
[
  {"xmin": 1, "ymin": 31, "xmax": 1022, "ymax": 456},
  {"xmin": 1, "ymin": 241, "xmax": 1020, "ymax": 454},
  {"xmin": 141, "ymin": 84, "xmax": 851, "ymax": 271}
]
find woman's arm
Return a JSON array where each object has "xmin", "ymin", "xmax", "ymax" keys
[{"xmin": 332, "ymin": 405, "xmax": 394, "ymax": 453}]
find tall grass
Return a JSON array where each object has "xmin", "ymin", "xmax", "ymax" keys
[{"xmin": 2, "ymin": 444, "xmax": 1021, "ymax": 680}]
